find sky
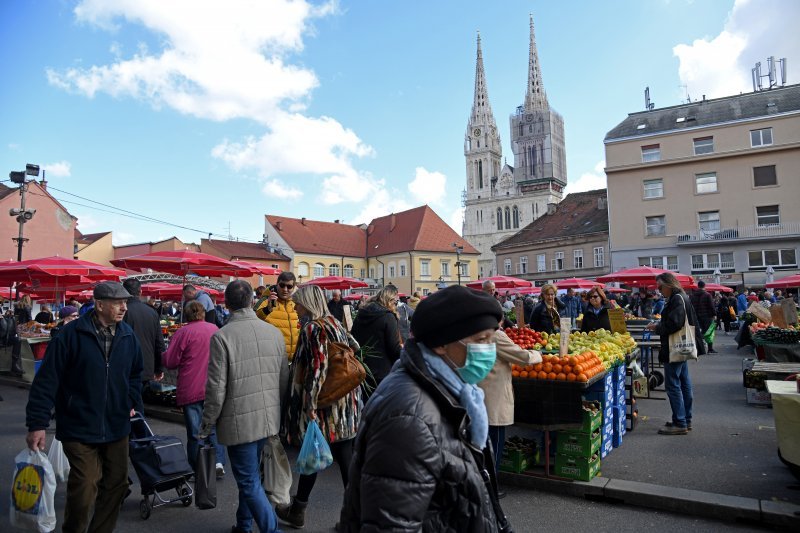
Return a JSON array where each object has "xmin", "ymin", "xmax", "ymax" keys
[{"xmin": 2, "ymin": 0, "xmax": 799, "ymax": 247}]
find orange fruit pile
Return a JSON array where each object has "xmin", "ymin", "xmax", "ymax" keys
[{"xmin": 512, "ymin": 352, "xmax": 605, "ymax": 383}]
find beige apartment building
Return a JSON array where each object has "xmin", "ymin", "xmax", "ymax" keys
[
  {"xmin": 604, "ymin": 84, "xmax": 800, "ymax": 287},
  {"xmin": 492, "ymin": 189, "xmax": 610, "ymax": 286}
]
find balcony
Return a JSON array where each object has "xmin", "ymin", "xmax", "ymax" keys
[
  {"xmin": 676, "ymin": 221, "xmax": 800, "ymax": 245},
  {"xmin": 691, "ymin": 261, "xmax": 735, "ymax": 271}
]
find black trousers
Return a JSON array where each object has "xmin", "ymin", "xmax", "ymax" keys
[{"xmin": 295, "ymin": 439, "xmax": 353, "ymax": 502}]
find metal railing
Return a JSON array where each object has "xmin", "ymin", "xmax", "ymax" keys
[
  {"xmin": 677, "ymin": 221, "xmax": 800, "ymax": 243},
  {"xmin": 691, "ymin": 261, "xmax": 735, "ymax": 270}
]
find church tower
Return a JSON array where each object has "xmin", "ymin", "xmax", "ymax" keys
[{"xmin": 463, "ymin": 17, "xmax": 568, "ymax": 279}]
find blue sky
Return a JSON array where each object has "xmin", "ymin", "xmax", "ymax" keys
[{"xmin": 2, "ymin": 0, "xmax": 798, "ymax": 247}]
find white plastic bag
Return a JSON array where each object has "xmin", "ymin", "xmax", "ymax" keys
[
  {"xmin": 10, "ymin": 448, "xmax": 57, "ymax": 532},
  {"xmin": 47, "ymin": 439, "xmax": 70, "ymax": 483}
]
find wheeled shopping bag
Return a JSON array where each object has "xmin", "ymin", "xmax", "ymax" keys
[{"xmin": 128, "ymin": 412, "xmax": 194, "ymax": 519}]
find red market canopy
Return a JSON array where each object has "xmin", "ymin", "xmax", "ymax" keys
[
  {"xmin": 555, "ymin": 278, "xmax": 602, "ymax": 290},
  {"xmin": 604, "ymin": 287, "xmax": 631, "ymax": 293},
  {"xmin": 230, "ymin": 260, "xmax": 281, "ymax": 276},
  {"xmin": 140, "ymin": 282, "xmax": 223, "ymax": 300},
  {"xmin": 111, "ymin": 250, "xmax": 255, "ymax": 278},
  {"xmin": 597, "ymin": 267, "xmax": 694, "ymax": 286},
  {"xmin": 506, "ymin": 286, "xmax": 541, "ymax": 296},
  {"xmin": 766, "ymin": 274, "xmax": 800, "ymax": 289},
  {"xmin": 685, "ymin": 282, "xmax": 734, "ymax": 293},
  {"xmin": 303, "ymin": 276, "xmax": 369, "ymax": 290},
  {"xmin": 0, "ymin": 256, "xmax": 125, "ymax": 285},
  {"xmin": 465, "ymin": 276, "xmax": 533, "ymax": 290}
]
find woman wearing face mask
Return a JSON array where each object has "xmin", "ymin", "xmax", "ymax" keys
[
  {"xmin": 339, "ymin": 285, "xmax": 511, "ymax": 532},
  {"xmin": 529, "ymin": 284, "xmax": 564, "ymax": 333}
]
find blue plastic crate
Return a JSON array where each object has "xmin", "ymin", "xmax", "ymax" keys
[
  {"xmin": 600, "ymin": 435, "xmax": 613, "ymax": 458},
  {"xmin": 34, "ymin": 360, "xmax": 43, "ymax": 375},
  {"xmin": 616, "ymin": 390, "xmax": 626, "ymax": 407},
  {"xmin": 612, "ymin": 431, "xmax": 623, "ymax": 448},
  {"xmin": 586, "ymin": 372, "xmax": 613, "ymax": 393},
  {"xmin": 614, "ymin": 364, "xmax": 626, "ymax": 382},
  {"xmin": 584, "ymin": 387, "xmax": 614, "ymax": 406},
  {"xmin": 613, "ymin": 377, "xmax": 625, "ymax": 396},
  {"xmin": 602, "ymin": 403, "xmax": 613, "ymax": 425},
  {"xmin": 601, "ymin": 421, "xmax": 613, "ymax": 441}
]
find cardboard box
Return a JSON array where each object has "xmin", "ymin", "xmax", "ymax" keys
[
  {"xmin": 555, "ymin": 453, "xmax": 601, "ymax": 481},
  {"xmin": 556, "ymin": 428, "xmax": 601, "ymax": 457},
  {"xmin": 745, "ymin": 387, "xmax": 772, "ymax": 406}
]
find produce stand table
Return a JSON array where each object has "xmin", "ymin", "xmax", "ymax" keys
[
  {"xmin": 765, "ymin": 380, "xmax": 800, "ymax": 477},
  {"xmin": 512, "ymin": 372, "xmax": 607, "ymax": 480},
  {"xmin": 752, "ymin": 341, "xmax": 800, "ymax": 363},
  {"xmin": 0, "ymin": 337, "xmax": 50, "ymax": 383},
  {"xmin": 743, "ymin": 360, "xmax": 800, "ymax": 390}
]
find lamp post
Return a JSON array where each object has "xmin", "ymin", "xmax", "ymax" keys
[
  {"xmin": 9, "ymin": 163, "xmax": 40, "ymax": 261},
  {"xmin": 452, "ymin": 243, "xmax": 464, "ymax": 285}
]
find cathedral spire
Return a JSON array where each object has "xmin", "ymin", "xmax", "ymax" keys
[
  {"xmin": 524, "ymin": 14, "xmax": 549, "ymax": 112},
  {"xmin": 469, "ymin": 31, "xmax": 497, "ymax": 130}
]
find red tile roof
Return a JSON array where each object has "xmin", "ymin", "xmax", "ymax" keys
[
  {"xmin": 200, "ymin": 239, "xmax": 289, "ymax": 261},
  {"xmin": 492, "ymin": 189, "xmax": 608, "ymax": 250},
  {"xmin": 0, "ymin": 184, "xmax": 16, "ymax": 201},
  {"xmin": 75, "ymin": 231, "xmax": 111, "ymax": 246},
  {"xmin": 267, "ymin": 205, "xmax": 478, "ymax": 258}
]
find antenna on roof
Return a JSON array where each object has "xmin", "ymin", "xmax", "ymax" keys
[
  {"xmin": 753, "ymin": 56, "xmax": 788, "ymax": 91},
  {"xmin": 644, "ymin": 87, "xmax": 655, "ymax": 111},
  {"xmin": 679, "ymin": 85, "xmax": 691, "ymax": 104}
]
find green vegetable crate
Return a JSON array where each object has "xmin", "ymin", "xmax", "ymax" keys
[
  {"xmin": 556, "ymin": 427, "xmax": 601, "ymax": 457},
  {"xmin": 554, "ymin": 453, "xmax": 601, "ymax": 482},
  {"xmin": 499, "ymin": 437, "xmax": 539, "ymax": 473}
]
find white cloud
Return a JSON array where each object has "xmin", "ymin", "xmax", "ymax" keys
[
  {"xmin": 565, "ymin": 160, "xmax": 606, "ymax": 195},
  {"xmin": 8, "ymin": 143, "xmax": 20, "ymax": 150},
  {"xmin": 347, "ymin": 188, "xmax": 412, "ymax": 227},
  {"xmin": 112, "ymin": 232, "xmax": 138, "ymax": 246},
  {"xmin": 262, "ymin": 178, "xmax": 303, "ymax": 200},
  {"xmin": 673, "ymin": 0, "xmax": 800, "ymax": 99},
  {"xmin": 448, "ymin": 207, "xmax": 465, "ymax": 236},
  {"xmin": 408, "ymin": 167, "xmax": 447, "ymax": 204},
  {"xmin": 42, "ymin": 161, "xmax": 72, "ymax": 178},
  {"xmin": 75, "ymin": 213, "xmax": 100, "ymax": 232},
  {"xmin": 320, "ymin": 171, "xmax": 380, "ymax": 204}
]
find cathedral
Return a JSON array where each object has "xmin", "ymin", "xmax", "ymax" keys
[{"xmin": 463, "ymin": 15, "xmax": 567, "ymax": 278}]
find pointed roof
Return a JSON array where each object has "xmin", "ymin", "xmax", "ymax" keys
[
  {"xmin": 524, "ymin": 14, "xmax": 549, "ymax": 112},
  {"xmin": 266, "ymin": 215, "xmax": 366, "ymax": 257},
  {"xmin": 468, "ymin": 31, "xmax": 498, "ymax": 131},
  {"xmin": 367, "ymin": 206, "xmax": 479, "ymax": 256}
]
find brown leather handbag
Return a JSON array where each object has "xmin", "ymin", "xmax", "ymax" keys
[{"xmin": 316, "ymin": 321, "xmax": 366, "ymax": 408}]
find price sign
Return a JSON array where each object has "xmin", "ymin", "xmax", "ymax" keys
[
  {"xmin": 747, "ymin": 302, "xmax": 772, "ymax": 323},
  {"xmin": 770, "ymin": 305, "xmax": 788, "ymax": 329},
  {"xmin": 559, "ymin": 318, "xmax": 571, "ymax": 355},
  {"xmin": 781, "ymin": 299, "xmax": 798, "ymax": 326},
  {"xmin": 515, "ymin": 299, "xmax": 525, "ymax": 328},
  {"xmin": 607, "ymin": 308, "xmax": 627, "ymax": 334}
]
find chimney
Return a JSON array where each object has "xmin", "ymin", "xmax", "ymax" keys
[
  {"xmin": 275, "ymin": 221, "xmax": 283, "ymax": 231},
  {"xmin": 367, "ymin": 224, "xmax": 375, "ymax": 236},
  {"xmin": 390, "ymin": 213, "xmax": 396, "ymax": 232},
  {"xmin": 598, "ymin": 197, "xmax": 607, "ymax": 210},
  {"xmin": 334, "ymin": 219, "xmax": 340, "ymax": 224},
  {"xmin": 547, "ymin": 203, "xmax": 557, "ymax": 215},
  {"xmin": 301, "ymin": 217, "xmax": 306, "ymax": 226}
]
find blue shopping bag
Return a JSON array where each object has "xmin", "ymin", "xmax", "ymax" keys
[{"xmin": 294, "ymin": 420, "xmax": 333, "ymax": 475}]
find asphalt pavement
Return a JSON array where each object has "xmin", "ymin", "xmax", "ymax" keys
[{"xmin": 1, "ymin": 330, "xmax": 798, "ymax": 531}]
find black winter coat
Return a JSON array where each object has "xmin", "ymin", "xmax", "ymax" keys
[
  {"xmin": 351, "ymin": 303, "xmax": 402, "ymax": 385},
  {"xmin": 581, "ymin": 305, "xmax": 611, "ymax": 333},
  {"xmin": 529, "ymin": 300, "xmax": 564, "ymax": 333},
  {"xmin": 655, "ymin": 292, "xmax": 701, "ymax": 364},
  {"xmin": 123, "ymin": 298, "xmax": 165, "ymax": 380},
  {"xmin": 338, "ymin": 339, "xmax": 501, "ymax": 532}
]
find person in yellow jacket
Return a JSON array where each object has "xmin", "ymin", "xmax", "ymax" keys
[{"xmin": 255, "ymin": 272, "xmax": 299, "ymax": 360}]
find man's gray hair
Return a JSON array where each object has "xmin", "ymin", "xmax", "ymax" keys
[
  {"xmin": 292, "ymin": 285, "xmax": 330, "ymax": 320},
  {"xmin": 225, "ymin": 280, "xmax": 253, "ymax": 311},
  {"xmin": 482, "ymin": 280, "xmax": 495, "ymax": 290}
]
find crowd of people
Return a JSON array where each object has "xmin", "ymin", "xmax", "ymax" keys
[{"xmin": 16, "ymin": 272, "xmax": 800, "ymax": 532}]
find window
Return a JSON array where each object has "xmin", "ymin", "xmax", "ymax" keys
[
  {"xmin": 695, "ymin": 172, "xmax": 717, "ymax": 194},
  {"xmin": 504, "ymin": 207, "xmax": 511, "ymax": 229},
  {"xmin": 360, "ymin": 268, "xmax": 365, "ymax": 278},
  {"xmin": 537, "ymin": 254, "xmax": 546, "ymax": 272},
  {"xmin": 369, "ymin": 267, "xmax": 375, "ymax": 278},
  {"xmin": 512, "ymin": 206, "xmax": 520, "ymax": 228},
  {"xmin": 749, "ymin": 249, "xmax": 796, "ymax": 268},
  {"xmin": 441, "ymin": 261, "xmax": 450, "ymax": 277},
  {"xmin": 641, "ymin": 144, "xmax": 661, "ymax": 162},
  {"xmin": 573, "ymin": 249, "xmax": 583, "ymax": 269},
  {"xmin": 693, "ymin": 136, "xmax": 714, "ymax": 155},
  {"xmin": 750, "ymin": 127, "xmax": 773, "ymax": 147},
  {"xmin": 328, "ymin": 263, "xmax": 340, "ymax": 276},
  {"xmin": 691, "ymin": 252, "xmax": 734, "ymax": 270},
  {"xmin": 399, "ymin": 263, "xmax": 406, "ymax": 277},
  {"xmin": 422, "ymin": 288, "xmax": 430, "ymax": 296},
  {"xmin": 643, "ymin": 178, "xmax": 663, "ymax": 199},
  {"xmin": 645, "ymin": 215, "xmax": 666, "ymax": 236},
  {"xmin": 297, "ymin": 262, "xmax": 309, "ymax": 277},
  {"xmin": 496, "ymin": 208, "xmax": 503, "ymax": 230},
  {"xmin": 343, "ymin": 264, "xmax": 354, "ymax": 277},
  {"xmin": 753, "ymin": 165, "xmax": 777, "ymax": 187},
  {"xmin": 593, "ymin": 247, "xmax": 604, "ymax": 268},
  {"xmin": 459, "ymin": 262, "xmax": 468, "ymax": 277},
  {"xmin": 639, "ymin": 255, "xmax": 679, "ymax": 270},
  {"xmin": 518, "ymin": 256, "xmax": 528, "ymax": 274},
  {"xmin": 504, "ymin": 259, "xmax": 512, "ymax": 275},
  {"xmin": 756, "ymin": 205, "xmax": 780, "ymax": 226},
  {"xmin": 388, "ymin": 265, "xmax": 396, "ymax": 278},
  {"xmin": 420, "ymin": 260, "xmax": 430, "ymax": 276},
  {"xmin": 698, "ymin": 211, "xmax": 720, "ymax": 234},
  {"xmin": 313, "ymin": 263, "xmax": 325, "ymax": 277},
  {"xmin": 551, "ymin": 252, "xmax": 564, "ymax": 271}
]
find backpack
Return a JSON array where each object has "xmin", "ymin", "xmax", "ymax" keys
[{"xmin": 315, "ymin": 319, "xmax": 366, "ymax": 409}]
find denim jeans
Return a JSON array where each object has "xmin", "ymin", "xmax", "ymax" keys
[
  {"xmin": 183, "ymin": 401, "xmax": 226, "ymax": 470},
  {"xmin": 228, "ymin": 439, "xmax": 279, "ymax": 533},
  {"xmin": 488, "ymin": 425, "xmax": 506, "ymax": 472},
  {"xmin": 665, "ymin": 362, "xmax": 693, "ymax": 428}
]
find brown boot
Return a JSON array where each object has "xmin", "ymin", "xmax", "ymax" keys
[{"xmin": 276, "ymin": 497, "xmax": 307, "ymax": 529}]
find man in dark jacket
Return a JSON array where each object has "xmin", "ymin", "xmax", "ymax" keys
[
  {"xmin": 339, "ymin": 285, "xmax": 508, "ymax": 531},
  {"xmin": 123, "ymin": 278, "xmax": 165, "ymax": 385},
  {"xmin": 26, "ymin": 281, "xmax": 143, "ymax": 533},
  {"xmin": 350, "ymin": 287, "xmax": 402, "ymax": 391},
  {"xmin": 327, "ymin": 289, "xmax": 346, "ymax": 322},
  {"xmin": 689, "ymin": 280, "xmax": 717, "ymax": 353}
]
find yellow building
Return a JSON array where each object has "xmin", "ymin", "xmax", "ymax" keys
[{"xmin": 74, "ymin": 230, "xmax": 114, "ymax": 266}]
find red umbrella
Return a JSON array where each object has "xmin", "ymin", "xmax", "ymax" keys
[
  {"xmin": 140, "ymin": 282, "xmax": 181, "ymax": 297},
  {"xmin": 303, "ymin": 276, "xmax": 368, "ymax": 290},
  {"xmin": 230, "ymin": 260, "xmax": 281, "ymax": 276},
  {"xmin": 604, "ymin": 287, "xmax": 630, "ymax": 293},
  {"xmin": 555, "ymin": 278, "xmax": 602, "ymax": 290},
  {"xmin": 0, "ymin": 256, "xmax": 124, "ymax": 284},
  {"xmin": 506, "ymin": 286, "xmax": 541, "ymax": 296},
  {"xmin": 111, "ymin": 250, "xmax": 255, "ymax": 277},
  {"xmin": 685, "ymin": 282, "xmax": 734, "ymax": 293},
  {"xmin": 766, "ymin": 274, "xmax": 800, "ymax": 289},
  {"xmin": 142, "ymin": 283, "xmax": 223, "ymax": 300},
  {"xmin": 465, "ymin": 276, "xmax": 533, "ymax": 290},
  {"xmin": 597, "ymin": 266, "xmax": 693, "ymax": 286}
]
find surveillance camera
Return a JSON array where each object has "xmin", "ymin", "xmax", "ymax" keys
[
  {"xmin": 9, "ymin": 208, "xmax": 21, "ymax": 216},
  {"xmin": 22, "ymin": 209, "xmax": 36, "ymax": 220}
]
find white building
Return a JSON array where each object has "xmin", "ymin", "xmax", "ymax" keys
[{"xmin": 463, "ymin": 16, "xmax": 567, "ymax": 278}]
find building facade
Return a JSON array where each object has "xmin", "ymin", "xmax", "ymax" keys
[
  {"xmin": 463, "ymin": 16, "xmax": 566, "ymax": 279},
  {"xmin": 492, "ymin": 189, "xmax": 610, "ymax": 285},
  {"xmin": 74, "ymin": 230, "xmax": 113, "ymax": 265},
  {"xmin": 605, "ymin": 84, "xmax": 800, "ymax": 287}
]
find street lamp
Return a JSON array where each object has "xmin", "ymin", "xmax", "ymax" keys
[
  {"xmin": 452, "ymin": 243, "xmax": 464, "ymax": 286},
  {"xmin": 8, "ymin": 163, "xmax": 40, "ymax": 261}
]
